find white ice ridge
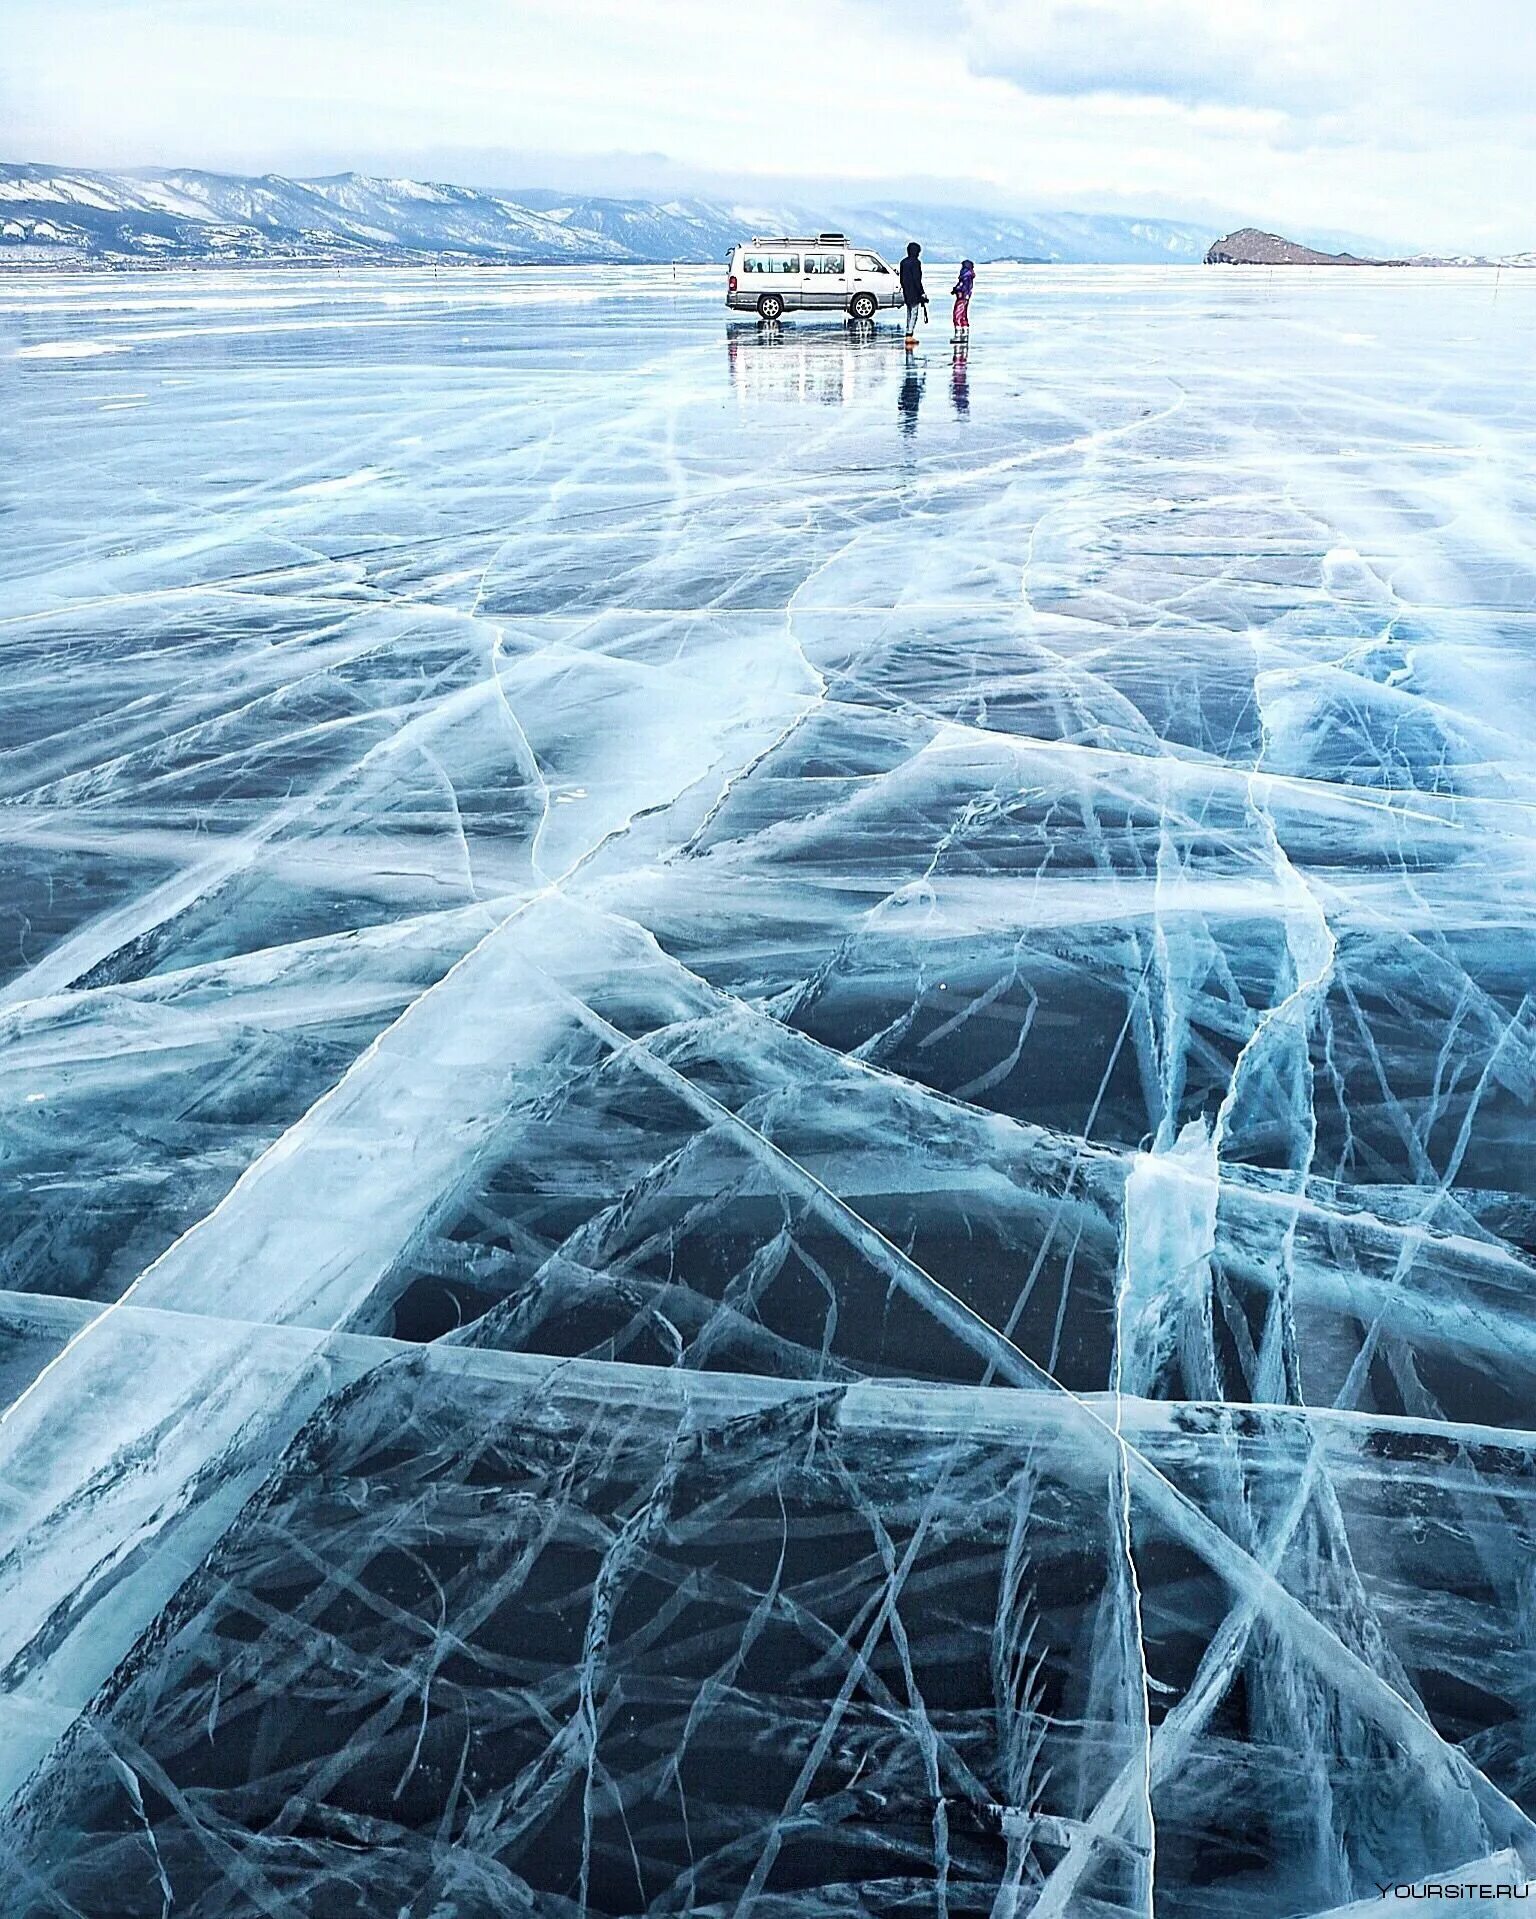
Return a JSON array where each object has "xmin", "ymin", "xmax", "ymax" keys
[
  {"xmin": 1, "ymin": 265, "xmax": 1535, "ymax": 1915},
  {"xmin": 1307, "ymin": 1853, "xmax": 1534, "ymax": 1916}
]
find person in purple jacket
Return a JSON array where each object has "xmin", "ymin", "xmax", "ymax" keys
[{"xmin": 951, "ymin": 258, "xmax": 975, "ymax": 342}]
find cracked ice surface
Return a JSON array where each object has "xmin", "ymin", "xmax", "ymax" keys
[{"xmin": 1, "ymin": 264, "xmax": 1535, "ymax": 1914}]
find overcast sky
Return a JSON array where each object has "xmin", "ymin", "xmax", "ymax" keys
[{"xmin": 6, "ymin": 0, "xmax": 1534, "ymax": 250}]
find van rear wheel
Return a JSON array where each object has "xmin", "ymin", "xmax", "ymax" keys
[
  {"xmin": 757, "ymin": 292, "xmax": 784, "ymax": 321},
  {"xmin": 849, "ymin": 292, "xmax": 878, "ymax": 321}
]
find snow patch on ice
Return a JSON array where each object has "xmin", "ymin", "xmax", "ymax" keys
[{"xmin": 14, "ymin": 340, "xmax": 131, "ymax": 359}]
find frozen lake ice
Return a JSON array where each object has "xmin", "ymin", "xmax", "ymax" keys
[{"xmin": 2, "ymin": 263, "xmax": 1535, "ymax": 1914}]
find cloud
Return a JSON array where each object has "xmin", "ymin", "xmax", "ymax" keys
[
  {"xmin": 961, "ymin": 1, "xmax": 1338, "ymax": 114},
  {"xmin": 7, "ymin": 0, "xmax": 1535, "ymax": 252},
  {"xmin": 952, "ymin": 0, "xmax": 1536, "ymax": 134}
]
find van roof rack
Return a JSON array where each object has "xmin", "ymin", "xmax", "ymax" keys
[{"xmin": 748, "ymin": 233, "xmax": 849, "ymax": 247}]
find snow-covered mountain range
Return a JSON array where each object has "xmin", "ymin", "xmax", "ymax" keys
[{"xmin": 1, "ymin": 163, "xmax": 1228, "ymax": 266}]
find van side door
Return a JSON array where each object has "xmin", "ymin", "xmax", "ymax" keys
[
  {"xmin": 802, "ymin": 250, "xmax": 848, "ymax": 311},
  {"xmin": 855, "ymin": 252, "xmax": 895, "ymax": 305}
]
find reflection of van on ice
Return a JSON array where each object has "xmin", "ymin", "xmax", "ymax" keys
[
  {"xmin": 727, "ymin": 326, "xmax": 900, "ymax": 406},
  {"xmin": 726, "ymin": 235, "xmax": 903, "ymax": 321}
]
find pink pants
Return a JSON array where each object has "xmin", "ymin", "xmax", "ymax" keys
[{"xmin": 953, "ymin": 296, "xmax": 970, "ymax": 329}]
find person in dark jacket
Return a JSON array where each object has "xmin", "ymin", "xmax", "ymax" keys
[{"xmin": 898, "ymin": 242, "xmax": 926, "ymax": 344}]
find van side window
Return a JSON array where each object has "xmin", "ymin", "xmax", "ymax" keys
[
  {"xmin": 804, "ymin": 254, "xmax": 844, "ymax": 275},
  {"xmin": 855, "ymin": 253, "xmax": 887, "ymax": 274},
  {"xmin": 742, "ymin": 253, "xmax": 798, "ymax": 274}
]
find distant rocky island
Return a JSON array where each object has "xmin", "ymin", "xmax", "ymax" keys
[
  {"xmin": 1207, "ymin": 228, "xmax": 1384, "ymax": 265},
  {"xmin": 1208, "ymin": 226, "xmax": 1533, "ymax": 268}
]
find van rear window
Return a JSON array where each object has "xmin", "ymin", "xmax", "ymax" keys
[{"xmin": 741, "ymin": 254, "xmax": 799, "ymax": 274}]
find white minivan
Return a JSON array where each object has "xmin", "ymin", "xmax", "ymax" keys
[{"xmin": 726, "ymin": 234, "xmax": 902, "ymax": 321}]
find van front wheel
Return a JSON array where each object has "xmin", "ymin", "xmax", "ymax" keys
[
  {"xmin": 757, "ymin": 293, "xmax": 785, "ymax": 321},
  {"xmin": 849, "ymin": 293, "xmax": 878, "ymax": 321}
]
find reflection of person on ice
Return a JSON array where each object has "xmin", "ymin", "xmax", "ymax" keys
[
  {"xmin": 951, "ymin": 258, "xmax": 975, "ymax": 341},
  {"xmin": 899, "ymin": 242, "xmax": 926, "ymax": 347}
]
